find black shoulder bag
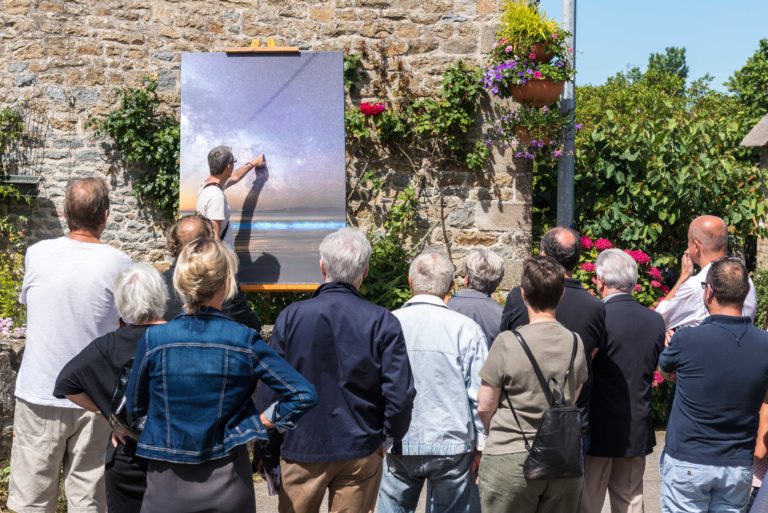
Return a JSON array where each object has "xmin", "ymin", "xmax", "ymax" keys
[{"xmin": 503, "ymin": 329, "xmax": 583, "ymax": 480}]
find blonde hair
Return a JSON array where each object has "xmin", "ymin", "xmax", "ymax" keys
[{"xmin": 173, "ymin": 238, "xmax": 239, "ymax": 313}]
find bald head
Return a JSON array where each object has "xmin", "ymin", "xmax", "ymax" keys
[
  {"xmin": 688, "ymin": 215, "xmax": 728, "ymax": 264},
  {"xmin": 539, "ymin": 227, "xmax": 580, "ymax": 272},
  {"xmin": 167, "ymin": 214, "xmax": 214, "ymax": 258}
]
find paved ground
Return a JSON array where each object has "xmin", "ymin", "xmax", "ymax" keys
[{"xmin": 253, "ymin": 431, "xmax": 666, "ymax": 513}]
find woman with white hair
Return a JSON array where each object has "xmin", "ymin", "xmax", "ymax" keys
[
  {"xmin": 54, "ymin": 263, "xmax": 170, "ymax": 513},
  {"xmin": 125, "ymin": 238, "xmax": 318, "ymax": 513}
]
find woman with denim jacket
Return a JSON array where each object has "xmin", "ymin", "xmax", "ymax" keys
[{"xmin": 125, "ymin": 238, "xmax": 318, "ymax": 513}]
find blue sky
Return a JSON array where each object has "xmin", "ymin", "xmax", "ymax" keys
[{"xmin": 538, "ymin": 0, "xmax": 768, "ymax": 90}]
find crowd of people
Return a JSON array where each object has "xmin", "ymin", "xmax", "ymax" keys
[{"xmin": 7, "ymin": 172, "xmax": 768, "ymax": 513}]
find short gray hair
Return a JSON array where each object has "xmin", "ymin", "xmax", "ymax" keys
[
  {"xmin": 596, "ymin": 248, "xmax": 637, "ymax": 293},
  {"xmin": 208, "ymin": 145, "xmax": 234, "ymax": 176},
  {"xmin": 114, "ymin": 263, "xmax": 168, "ymax": 325},
  {"xmin": 409, "ymin": 252, "xmax": 455, "ymax": 297},
  {"xmin": 319, "ymin": 227, "xmax": 372, "ymax": 285},
  {"xmin": 465, "ymin": 248, "xmax": 505, "ymax": 295}
]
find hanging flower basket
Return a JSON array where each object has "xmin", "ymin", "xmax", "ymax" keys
[
  {"xmin": 527, "ymin": 42, "xmax": 555, "ymax": 64},
  {"xmin": 508, "ymin": 79, "xmax": 565, "ymax": 107}
]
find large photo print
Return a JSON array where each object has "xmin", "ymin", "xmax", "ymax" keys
[{"xmin": 179, "ymin": 52, "xmax": 346, "ymax": 285}]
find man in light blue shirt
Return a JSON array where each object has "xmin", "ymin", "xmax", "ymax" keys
[{"xmin": 378, "ymin": 252, "xmax": 488, "ymax": 513}]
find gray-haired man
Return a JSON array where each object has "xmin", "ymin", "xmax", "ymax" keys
[
  {"xmin": 449, "ymin": 248, "xmax": 505, "ymax": 346},
  {"xmin": 379, "ymin": 252, "xmax": 487, "ymax": 513},
  {"xmin": 196, "ymin": 145, "xmax": 266, "ymax": 248}
]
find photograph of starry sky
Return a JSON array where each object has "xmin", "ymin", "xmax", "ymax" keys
[{"xmin": 179, "ymin": 52, "xmax": 346, "ymax": 285}]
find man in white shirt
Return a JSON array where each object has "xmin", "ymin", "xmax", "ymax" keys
[
  {"xmin": 9, "ymin": 177, "xmax": 132, "ymax": 513},
  {"xmin": 378, "ymin": 252, "xmax": 487, "ymax": 513},
  {"xmin": 196, "ymin": 145, "xmax": 266, "ymax": 249},
  {"xmin": 656, "ymin": 215, "xmax": 757, "ymax": 330}
]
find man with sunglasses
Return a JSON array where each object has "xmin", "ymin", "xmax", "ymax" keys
[
  {"xmin": 197, "ymin": 145, "xmax": 266, "ymax": 249},
  {"xmin": 658, "ymin": 257, "xmax": 768, "ymax": 513},
  {"xmin": 655, "ymin": 215, "xmax": 757, "ymax": 330}
]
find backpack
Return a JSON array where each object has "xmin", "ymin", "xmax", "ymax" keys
[
  {"xmin": 109, "ymin": 357, "xmax": 146, "ymax": 441},
  {"xmin": 504, "ymin": 329, "xmax": 583, "ymax": 480}
]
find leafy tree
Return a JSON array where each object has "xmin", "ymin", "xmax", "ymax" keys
[
  {"xmin": 534, "ymin": 48, "xmax": 767, "ymax": 263},
  {"xmin": 726, "ymin": 38, "xmax": 768, "ymax": 126}
]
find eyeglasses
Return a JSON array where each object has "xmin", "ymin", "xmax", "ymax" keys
[
  {"xmin": 700, "ymin": 281, "xmax": 711, "ymax": 291},
  {"xmin": 229, "ymin": 158, "xmax": 237, "ymax": 166}
]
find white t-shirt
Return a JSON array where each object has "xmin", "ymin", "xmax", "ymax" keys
[
  {"xmin": 16, "ymin": 237, "xmax": 132, "ymax": 407},
  {"xmin": 196, "ymin": 181, "xmax": 234, "ymax": 248}
]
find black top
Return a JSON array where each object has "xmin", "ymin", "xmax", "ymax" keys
[
  {"xmin": 256, "ymin": 282, "xmax": 416, "ymax": 463},
  {"xmin": 588, "ymin": 294, "xmax": 665, "ymax": 457},
  {"xmin": 660, "ymin": 315, "xmax": 768, "ymax": 467},
  {"xmin": 54, "ymin": 325, "xmax": 149, "ymax": 418},
  {"xmin": 501, "ymin": 278, "xmax": 606, "ymax": 431},
  {"xmin": 162, "ymin": 265, "xmax": 261, "ymax": 331}
]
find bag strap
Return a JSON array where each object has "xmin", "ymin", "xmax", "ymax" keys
[
  {"xmin": 501, "ymin": 329, "xmax": 579, "ymax": 452},
  {"xmin": 201, "ymin": 181, "xmax": 230, "ymax": 239}
]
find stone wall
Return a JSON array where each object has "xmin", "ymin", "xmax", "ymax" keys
[{"xmin": 0, "ymin": 0, "xmax": 531, "ymax": 287}]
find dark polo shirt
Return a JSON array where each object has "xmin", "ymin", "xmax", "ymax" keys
[
  {"xmin": 448, "ymin": 288, "xmax": 503, "ymax": 346},
  {"xmin": 501, "ymin": 277, "xmax": 606, "ymax": 432},
  {"xmin": 660, "ymin": 315, "xmax": 768, "ymax": 467},
  {"xmin": 588, "ymin": 293, "xmax": 665, "ymax": 457}
]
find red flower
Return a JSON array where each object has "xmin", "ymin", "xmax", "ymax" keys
[
  {"xmin": 652, "ymin": 370, "xmax": 665, "ymax": 388},
  {"xmin": 528, "ymin": 52, "xmax": 537, "ymax": 59},
  {"xmin": 360, "ymin": 102, "xmax": 386, "ymax": 116},
  {"xmin": 580, "ymin": 236, "xmax": 593, "ymax": 250},
  {"xmin": 594, "ymin": 238, "xmax": 613, "ymax": 251},
  {"xmin": 650, "ymin": 280, "xmax": 662, "ymax": 289},
  {"xmin": 634, "ymin": 284, "xmax": 642, "ymax": 292},
  {"xmin": 580, "ymin": 262, "xmax": 595, "ymax": 273},
  {"xmin": 627, "ymin": 249, "xmax": 651, "ymax": 265}
]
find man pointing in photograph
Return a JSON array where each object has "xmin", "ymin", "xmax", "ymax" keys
[{"xmin": 197, "ymin": 145, "xmax": 266, "ymax": 248}]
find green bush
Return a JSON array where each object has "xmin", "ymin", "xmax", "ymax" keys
[{"xmin": 752, "ymin": 268, "xmax": 768, "ymax": 329}]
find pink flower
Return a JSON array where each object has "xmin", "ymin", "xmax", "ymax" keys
[
  {"xmin": 568, "ymin": 47, "xmax": 573, "ymax": 53},
  {"xmin": 648, "ymin": 267, "xmax": 663, "ymax": 280},
  {"xmin": 533, "ymin": 71, "xmax": 542, "ymax": 79},
  {"xmin": 662, "ymin": 285, "xmax": 670, "ymax": 294},
  {"xmin": 505, "ymin": 45, "xmax": 514, "ymax": 53},
  {"xmin": 634, "ymin": 284, "xmax": 642, "ymax": 292},
  {"xmin": 529, "ymin": 52, "xmax": 537, "ymax": 59},
  {"xmin": 594, "ymin": 238, "xmax": 613, "ymax": 251},
  {"xmin": 650, "ymin": 280, "xmax": 662, "ymax": 289},
  {"xmin": 580, "ymin": 262, "xmax": 595, "ymax": 273},
  {"xmin": 551, "ymin": 33, "xmax": 559, "ymax": 39},
  {"xmin": 627, "ymin": 249, "xmax": 651, "ymax": 265},
  {"xmin": 652, "ymin": 370, "xmax": 665, "ymax": 388},
  {"xmin": 580, "ymin": 236, "xmax": 593, "ymax": 250}
]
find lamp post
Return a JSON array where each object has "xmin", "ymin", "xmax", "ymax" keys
[{"xmin": 556, "ymin": 0, "xmax": 576, "ymax": 228}]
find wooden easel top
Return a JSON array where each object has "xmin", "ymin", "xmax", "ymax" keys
[{"xmin": 225, "ymin": 47, "xmax": 300, "ymax": 54}]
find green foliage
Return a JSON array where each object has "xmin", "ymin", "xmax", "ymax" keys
[
  {"xmin": 726, "ymin": 38, "xmax": 768, "ymax": 128},
  {"xmin": 0, "ymin": 107, "xmax": 24, "ymax": 172},
  {"xmin": 246, "ymin": 292, "xmax": 311, "ymax": 326},
  {"xmin": 651, "ymin": 380, "xmax": 673, "ymax": 427},
  {"xmin": 752, "ymin": 269, "xmax": 768, "ymax": 329},
  {"xmin": 0, "ymin": 184, "xmax": 31, "ymax": 324},
  {"xmin": 343, "ymin": 52, "xmax": 363, "ymax": 92},
  {"xmin": 497, "ymin": 0, "xmax": 562, "ymax": 51},
  {"xmin": 90, "ymin": 77, "xmax": 180, "ymax": 216},
  {"xmin": 533, "ymin": 48, "xmax": 768, "ymax": 259},
  {"xmin": 345, "ymin": 54, "xmax": 490, "ymax": 171},
  {"xmin": 486, "ymin": 103, "xmax": 570, "ymax": 159},
  {"xmin": 360, "ymin": 187, "xmax": 419, "ymax": 310},
  {"xmin": 647, "ymin": 47, "xmax": 689, "ymax": 81}
]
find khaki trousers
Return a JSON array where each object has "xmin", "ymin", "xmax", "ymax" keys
[
  {"xmin": 278, "ymin": 447, "xmax": 384, "ymax": 513},
  {"xmin": 581, "ymin": 455, "xmax": 646, "ymax": 513},
  {"xmin": 8, "ymin": 398, "xmax": 111, "ymax": 513}
]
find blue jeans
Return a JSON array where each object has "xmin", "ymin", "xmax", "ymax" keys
[
  {"xmin": 378, "ymin": 453, "xmax": 473, "ymax": 513},
  {"xmin": 660, "ymin": 452, "xmax": 752, "ymax": 513}
]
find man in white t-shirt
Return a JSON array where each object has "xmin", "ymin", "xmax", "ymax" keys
[
  {"xmin": 8, "ymin": 177, "xmax": 131, "ymax": 513},
  {"xmin": 656, "ymin": 215, "xmax": 757, "ymax": 331},
  {"xmin": 196, "ymin": 145, "xmax": 266, "ymax": 248}
]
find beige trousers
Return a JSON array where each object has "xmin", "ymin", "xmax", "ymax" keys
[
  {"xmin": 8, "ymin": 398, "xmax": 111, "ymax": 513},
  {"xmin": 278, "ymin": 447, "xmax": 384, "ymax": 513},
  {"xmin": 581, "ymin": 455, "xmax": 646, "ymax": 513}
]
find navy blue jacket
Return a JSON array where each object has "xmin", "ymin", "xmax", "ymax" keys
[{"xmin": 257, "ymin": 282, "xmax": 416, "ymax": 463}]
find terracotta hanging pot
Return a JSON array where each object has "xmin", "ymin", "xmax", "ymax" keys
[
  {"xmin": 527, "ymin": 42, "xmax": 554, "ymax": 64},
  {"xmin": 515, "ymin": 127, "xmax": 532, "ymax": 146},
  {"xmin": 509, "ymin": 80, "xmax": 565, "ymax": 107}
]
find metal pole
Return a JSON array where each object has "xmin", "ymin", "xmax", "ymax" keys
[{"xmin": 556, "ymin": 0, "xmax": 576, "ymax": 228}]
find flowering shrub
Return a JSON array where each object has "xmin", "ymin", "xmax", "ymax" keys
[
  {"xmin": 572, "ymin": 235, "xmax": 668, "ymax": 307},
  {"xmin": 651, "ymin": 371, "xmax": 673, "ymax": 426},
  {"xmin": 0, "ymin": 318, "xmax": 25, "ymax": 337},
  {"xmin": 483, "ymin": 56, "xmax": 574, "ymax": 97}
]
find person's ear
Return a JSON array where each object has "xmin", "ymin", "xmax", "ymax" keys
[{"xmin": 319, "ymin": 259, "xmax": 327, "ymax": 279}]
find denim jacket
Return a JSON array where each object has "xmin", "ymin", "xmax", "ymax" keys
[
  {"xmin": 125, "ymin": 308, "xmax": 318, "ymax": 464},
  {"xmin": 393, "ymin": 295, "xmax": 488, "ymax": 455}
]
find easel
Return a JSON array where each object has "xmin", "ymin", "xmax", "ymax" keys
[{"xmin": 225, "ymin": 39, "xmax": 319, "ymax": 294}]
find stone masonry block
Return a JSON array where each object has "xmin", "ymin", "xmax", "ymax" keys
[{"xmin": 474, "ymin": 201, "xmax": 528, "ymax": 232}]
